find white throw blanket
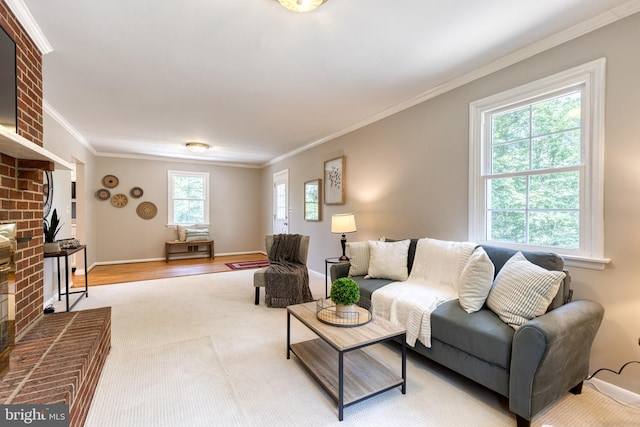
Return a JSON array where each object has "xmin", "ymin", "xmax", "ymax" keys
[{"xmin": 372, "ymin": 238, "xmax": 476, "ymax": 347}]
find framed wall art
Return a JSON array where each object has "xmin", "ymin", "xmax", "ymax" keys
[
  {"xmin": 324, "ymin": 156, "xmax": 345, "ymax": 205},
  {"xmin": 304, "ymin": 179, "xmax": 321, "ymax": 221}
]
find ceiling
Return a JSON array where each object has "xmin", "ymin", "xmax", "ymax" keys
[{"xmin": 15, "ymin": 0, "xmax": 637, "ymax": 167}]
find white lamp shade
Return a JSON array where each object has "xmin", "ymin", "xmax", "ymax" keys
[{"xmin": 331, "ymin": 214, "xmax": 356, "ymax": 234}]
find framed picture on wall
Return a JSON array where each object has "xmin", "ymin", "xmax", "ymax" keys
[
  {"xmin": 324, "ymin": 156, "xmax": 345, "ymax": 205},
  {"xmin": 304, "ymin": 179, "xmax": 321, "ymax": 221}
]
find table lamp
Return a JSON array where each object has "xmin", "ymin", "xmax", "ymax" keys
[{"xmin": 331, "ymin": 214, "xmax": 357, "ymax": 260}]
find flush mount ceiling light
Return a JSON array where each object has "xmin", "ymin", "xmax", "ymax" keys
[
  {"xmin": 186, "ymin": 142, "xmax": 210, "ymax": 153},
  {"xmin": 275, "ymin": 0, "xmax": 327, "ymax": 13}
]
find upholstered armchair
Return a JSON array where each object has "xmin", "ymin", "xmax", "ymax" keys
[{"xmin": 254, "ymin": 235, "xmax": 310, "ymax": 305}]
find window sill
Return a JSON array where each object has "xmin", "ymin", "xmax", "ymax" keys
[{"xmin": 561, "ymin": 254, "xmax": 611, "ymax": 271}]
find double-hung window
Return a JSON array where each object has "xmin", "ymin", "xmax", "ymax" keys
[
  {"xmin": 168, "ymin": 170, "xmax": 210, "ymax": 225},
  {"xmin": 469, "ymin": 59, "xmax": 607, "ymax": 269}
]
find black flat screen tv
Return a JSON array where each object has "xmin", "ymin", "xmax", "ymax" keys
[{"xmin": 0, "ymin": 26, "xmax": 17, "ymax": 133}]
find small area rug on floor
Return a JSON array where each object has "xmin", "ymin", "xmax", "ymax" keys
[{"xmin": 225, "ymin": 260, "xmax": 269, "ymax": 270}]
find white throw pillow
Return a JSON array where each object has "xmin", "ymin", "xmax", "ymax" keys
[
  {"xmin": 346, "ymin": 241, "xmax": 370, "ymax": 276},
  {"xmin": 408, "ymin": 238, "xmax": 476, "ymax": 290},
  {"xmin": 177, "ymin": 225, "xmax": 187, "ymax": 242},
  {"xmin": 486, "ymin": 252, "xmax": 565, "ymax": 329},
  {"xmin": 365, "ymin": 239, "xmax": 410, "ymax": 281},
  {"xmin": 458, "ymin": 247, "xmax": 495, "ymax": 313}
]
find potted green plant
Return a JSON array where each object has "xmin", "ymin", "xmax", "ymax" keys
[
  {"xmin": 330, "ymin": 277, "xmax": 360, "ymax": 318},
  {"xmin": 43, "ymin": 208, "xmax": 63, "ymax": 253}
]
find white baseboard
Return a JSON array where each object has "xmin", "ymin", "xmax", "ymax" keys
[
  {"xmin": 586, "ymin": 378, "xmax": 640, "ymax": 409},
  {"xmin": 93, "ymin": 251, "xmax": 265, "ymax": 267}
]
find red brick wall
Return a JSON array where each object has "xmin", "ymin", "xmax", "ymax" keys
[{"xmin": 1, "ymin": 0, "xmax": 46, "ymax": 338}]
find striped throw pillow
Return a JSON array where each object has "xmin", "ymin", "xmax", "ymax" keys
[
  {"xmin": 185, "ymin": 228, "xmax": 210, "ymax": 242},
  {"xmin": 486, "ymin": 252, "xmax": 565, "ymax": 329},
  {"xmin": 346, "ymin": 241, "xmax": 370, "ymax": 276}
]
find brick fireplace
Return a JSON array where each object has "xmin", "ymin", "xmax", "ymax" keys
[
  {"xmin": 0, "ymin": 4, "xmax": 112, "ymax": 426},
  {"xmin": 0, "ymin": 0, "xmax": 49, "ymax": 344}
]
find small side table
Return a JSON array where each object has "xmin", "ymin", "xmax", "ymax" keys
[
  {"xmin": 44, "ymin": 245, "xmax": 88, "ymax": 312},
  {"xmin": 324, "ymin": 257, "xmax": 345, "ymax": 299}
]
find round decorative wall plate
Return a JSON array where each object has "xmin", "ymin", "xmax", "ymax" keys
[
  {"xmin": 130, "ymin": 187, "xmax": 144, "ymax": 198},
  {"xmin": 102, "ymin": 174, "xmax": 119, "ymax": 188},
  {"xmin": 136, "ymin": 201, "xmax": 157, "ymax": 220},
  {"xmin": 96, "ymin": 189, "xmax": 111, "ymax": 200},
  {"xmin": 111, "ymin": 193, "xmax": 128, "ymax": 208}
]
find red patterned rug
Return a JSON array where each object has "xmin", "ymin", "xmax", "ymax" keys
[{"xmin": 225, "ymin": 260, "xmax": 269, "ymax": 270}]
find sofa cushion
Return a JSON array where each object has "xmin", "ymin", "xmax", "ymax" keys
[
  {"xmin": 346, "ymin": 241, "xmax": 370, "ymax": 276},
  {"xmin": 431, "ymin": 300, "xmax": 514, "ymax": 369},
  {"xmin": 486, "ymin": 252, "xmax": 565, "ymax": 329},
  {"xmin": 365, "ymin": 239, "xmax": 410, "ymax": 281},
  {"xmin": 458, "ymin": 247, "xmax": 494, "ymax": 313},
  {"xmin": 353, "ymin": 276, "xmax": 394, "ymax": 310}
]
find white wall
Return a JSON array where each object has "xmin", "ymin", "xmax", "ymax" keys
[{"xmin": 42, "ymin": 112, "xmax": 97, "ymax": 305}]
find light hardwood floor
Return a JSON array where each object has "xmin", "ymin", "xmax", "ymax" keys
[{"xmin": 78, "ymin": 253, "xmax": 267, "ymax": 286}]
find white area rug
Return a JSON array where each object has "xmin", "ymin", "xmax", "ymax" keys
[
  {"xmin": 87, "ymin": 336, "xmax": 246, "ymax": 426},
  {"xmin": 74, "ymin": 269, "xmax": 640, "ymax": 427}
]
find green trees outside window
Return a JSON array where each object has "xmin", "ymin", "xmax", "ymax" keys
[{"xmin": 487, "ymin": 91, "xmax": 582, "ymax": 249}]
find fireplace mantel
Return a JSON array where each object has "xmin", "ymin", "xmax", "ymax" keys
[{"xmin": 0, "ymin": 126, "xmax": 73, "ymax": 171}]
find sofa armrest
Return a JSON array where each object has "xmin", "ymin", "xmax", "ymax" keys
[
  {"xmin": 329, "ymin": 262, "xmax": 350, "ymax": 283},
  {"xmin": 509, "ymin": 299, "xmax": 604, "ymax": 421}
]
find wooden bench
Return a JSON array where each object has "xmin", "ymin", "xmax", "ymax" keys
[{"xmin": 165, "ymin": 240, "xmax": 214, "ymax": 262}]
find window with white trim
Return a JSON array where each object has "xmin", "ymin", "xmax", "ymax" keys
[
  {"xmin": 469, "ymin": 59, "xmax": 606, "ymax": 267},
  {"xmin": 168, "ymin": 170, "xmax": 210, "ymax": 225}
]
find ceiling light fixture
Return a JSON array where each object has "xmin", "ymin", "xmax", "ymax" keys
[
  {"xmin": 275, "ymin": 0, "xmax": 327, "ymax": 13},
  {"xmin": 186, "ymin": 142, "xmax": 210, "ymax": 153}
]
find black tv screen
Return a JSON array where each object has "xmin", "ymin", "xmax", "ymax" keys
[{"xmin": 0, "ymin": 26, "xmax": 17, "ymax": 133}]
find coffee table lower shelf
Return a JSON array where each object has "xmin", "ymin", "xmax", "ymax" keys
[{"xmin": 290, "ymin": 338, "xmax": 404, "ymax": 418}]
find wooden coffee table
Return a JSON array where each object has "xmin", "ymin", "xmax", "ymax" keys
[{"xmin": 287, "ymin": 301, "xmax": 406, "ymax": 421}]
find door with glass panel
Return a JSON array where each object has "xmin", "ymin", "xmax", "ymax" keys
[{"xmin": 273, "ymin": 169, "xmax": 289, "ymax": 234}]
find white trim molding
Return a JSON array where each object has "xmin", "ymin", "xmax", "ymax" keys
[
  {"xmin": 586, "ymin": 378, "xmax": 640, "ymax": 410},
  {"xmin": 265, "ymin": 1, "xmax": 640, "ymax": 168},
  {"xmin": 469, "ymin": 58, "xmax": 609, "ymax": 270},
  {"xmin": 44, "ymin": 100, "xmax": 96, "ymax": 154},
  {"xmin": 4, "ymin": 0, "xmax": 53, "ymax": 54}
]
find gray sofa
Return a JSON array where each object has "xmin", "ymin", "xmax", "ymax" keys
[{"xmin": 330, "ymin": 240, "xmax": 604, "ymax": 427}]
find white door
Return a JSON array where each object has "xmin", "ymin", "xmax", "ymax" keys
[{"xmin": 273, "ymin": 169, "xmax": 289, "ymax": 234}]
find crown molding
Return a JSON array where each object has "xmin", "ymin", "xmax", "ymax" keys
[
  {"xmin": 95, "ymin": 151, "xmax": 262, "ymax": 169},
  {"xmin": 43, "ymin": 100, "xmax": 96, "ymax": 154},
  {"xmin": 4, "ymin": 0, "xmax": 53, "ymax": 55},
  {"xmin": 265, "ymin": 0, "xmax": 640, "ymax": 167}
]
